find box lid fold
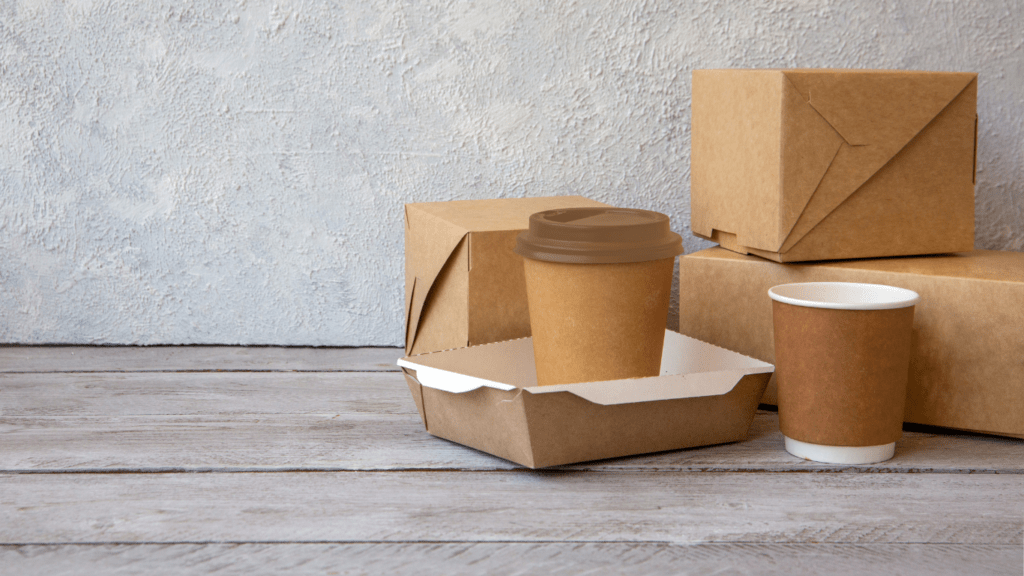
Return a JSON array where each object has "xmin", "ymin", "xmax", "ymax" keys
[
  {"xmin": 777, "ymin": 71, "xmax": 976, "ymax": 253},
  {"xmin": 404, "ymin": 196, "xmax": 609, "ymax": 355},
  {"xmin": 404, "ymin": 207, "xmax": 469, "ymax": 354}
]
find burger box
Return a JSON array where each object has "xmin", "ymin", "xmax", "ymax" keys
[
  {"xmin": 404, "ymin": 196, "xmax": 608, "ymax": 356},
  {"xmin": 397, "ymin": 330, "xmax": 775, "ymax": 468},
  {"xmin": 678, "ymin": 247, "xmax": 1024, "ymax": 438},
  {"xmin": 690, "ymin": 69, "xmax": 978, "ymax": 262}
]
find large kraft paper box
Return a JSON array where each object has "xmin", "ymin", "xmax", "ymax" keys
[
  {"xmin": 398, "ymin": 330, "xmax": 774, "ymax": 468},
  {"xmin": 678, "ymin": 247, "xmax": 1024, "ymax": 438},
  {"xmin": 691, "ymin": 69, "xmax": 977, "ymax": 262},
  {"xmin": 405, "ymin": 196, "xmax": 608, "ymax": 356}
]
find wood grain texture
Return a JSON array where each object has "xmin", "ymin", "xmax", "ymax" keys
[
  {"xmin": 2, "ymin": 471, "xmax": 1021, "ymax": 545},
  {"xmin": 4, "ymin": 412, "xmax": 1023, "ymax": 474},
  {"xmin": 2, "ymin": 543, "xmax": 1021, "ymax": 576},
  {"xmin": 2, "ymin": 371, "xmax": 1021, "ymax": 474},
  {"xmin": 0, "ymin": 371, "xmax": 414, "ymax": 417},
  {"xmin": 0, "ymin": 346, "xmax": 404, "ymax": 373},
  {"xmin": 3, "ymin": 346, "xmax": 1022, "ymax": 575}
]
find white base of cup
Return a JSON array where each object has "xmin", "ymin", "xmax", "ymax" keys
[{"xmin": 784, "ymin": 436, "xmax": 896, "ymax": 465}]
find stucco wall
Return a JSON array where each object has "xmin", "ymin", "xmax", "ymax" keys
[{"xmin": 1, "ymin": 0, "xmax": 1021, "ymax": 345}]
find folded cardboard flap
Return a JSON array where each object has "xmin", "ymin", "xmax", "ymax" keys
[
  {"xmin": 404, "ymin": 207, "xmax": 469, "ymax": 354},
  {"xmin": 778, "ymin": 71, "xmax": 976, "ymax": 255},
  {"xmin": 405, "ymin": 196, "xmax": 609, "ymax": 356},
  {"xmin": 691, "ymin": 69, "xmax": 977, "ymax": 262},
  {"xmin": 397, "ymin": 330, "xmax": 775, "ymax": 406},
  {"xmin": 530, "ymin": 372, "xmax": 751, "ymax": 405}
]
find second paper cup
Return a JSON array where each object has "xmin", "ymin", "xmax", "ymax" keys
[{"xmin": 769, "ymin": 282, "xmax": 920, "ymax": 464}]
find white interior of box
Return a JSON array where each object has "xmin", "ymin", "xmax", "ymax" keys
[{"xmin": 398, "ymin": 330, "xmax": 774, "ymax": 405}]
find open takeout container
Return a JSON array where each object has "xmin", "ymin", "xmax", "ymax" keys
[{"xmin": 397, "ymin": 330, "xmax": 775, "ymax": 468}]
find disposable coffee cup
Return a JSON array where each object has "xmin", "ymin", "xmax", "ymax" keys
[
  {"xmin": 768, "ymin": 282, "xmax": 920, "ymax": 465},
  {"xmin": 514, "ymin": 207, "xmax": 684, "ymax": 386}
]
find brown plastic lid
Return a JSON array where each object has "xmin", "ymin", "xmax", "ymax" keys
[{"xmin": 514, "ymin": 207, "xmax": 684, "ymax": 264}]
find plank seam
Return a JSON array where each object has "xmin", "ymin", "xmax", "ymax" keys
[
  {"xmin": 1, "ymin": 540, "xmax": 1020, "ymax": 546},
  {"xmin": 3, "ymin": 468, "xmax": 1019, "ymax": 475}
]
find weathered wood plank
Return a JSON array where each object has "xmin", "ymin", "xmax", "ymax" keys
[
  {"xmin": 0, "ymin": 372, "xmax": 414, "ymax": 417},
  {"xmin": 1, "ymin": 471, "xmax": 1021, "ymax": 545},
  {"xmin": 0, "ymin": 346, "xmax": 403, "ymax": 373},
  {"xmin": 0, "ymin": 414, "xmax": 508, "ymax": 472},
  {"xmin": 3, "ymin": 411, "xmax": 1022, "ymax": 474},
  {"xmin": 584, "ymin": 411, "xmax": 1024, "ymax": 474},
  {"xmin": 1, "ymin": 372, "xmax": 1020, "ymax": 474},
  {"xmin": 1, "ymin": 543, "xmax": 1020, "ymax": 576}
]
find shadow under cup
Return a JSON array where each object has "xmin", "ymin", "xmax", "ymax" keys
[{"xmin": 769, "ymin": 282, "xmax": 920, "ymax": 465}]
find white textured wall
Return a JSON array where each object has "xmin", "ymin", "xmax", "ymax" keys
[{"xmin": 1, "ymin": 0, "xmax": 1022, "ymax": 345}]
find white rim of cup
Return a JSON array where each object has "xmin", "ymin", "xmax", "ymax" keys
[{"xmin": 768, "ymin": 282, "xmax": 920, "ymax": 310}]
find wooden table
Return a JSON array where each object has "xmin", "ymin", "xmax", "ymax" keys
[{"xmin": 1, "ymin": 346, "xmax": 1021, "ymax": 574}]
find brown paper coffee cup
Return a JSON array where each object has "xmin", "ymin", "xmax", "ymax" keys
[
  {"xmin": 515, "ymin": 207, "xmax": 683, "ymax": 386},
  {"xmin": 524, "ymin": 257, "xmax": 674, "ymax": 386},
  {"xmin": 770, "ymin": 282, "xmax": 919, "ymax": 460}
]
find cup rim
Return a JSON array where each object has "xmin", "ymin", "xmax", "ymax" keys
[{"xmin": 768, "ymin": 282, "xmax": 920, "ymax": 311}]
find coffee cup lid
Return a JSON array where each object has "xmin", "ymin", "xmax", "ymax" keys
[{"xmin": 514, "ymin": 207, "xmax": 684, "ymax": 264}]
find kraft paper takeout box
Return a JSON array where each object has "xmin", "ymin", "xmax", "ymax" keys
[
  {"xmin": 690, "ymin": 69, "xmax": 978, "ymax": 262},
  {"xmin": 677, "ymin": 247, "xmax": 1024, "ymax": 438},
  {"xmin": 405, "ymin": 196, "xmax": 608, "ymax": 356},
  {"xmin": 398, "ymin": 330, "xmax": 774, "ymax": 468}
]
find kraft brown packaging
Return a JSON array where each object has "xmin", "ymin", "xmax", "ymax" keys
[
  {"xmin": 515, "ymin": 207, "xmax": 683, "ymax": 386},
  {"xmin": 773, "ymin": 303, "xmax": 914, "ymax": 447},
  {"xmin": 522, "ymin": 258, "xmax": 674, "ymax": 386},
  {"xmin": 404, "ymin": 196, "xmax": 608, "ymax": 357},
  {"xmin": 398, "ymin": 330, "xmax": 775, "ymax": 468},
  {"xmin": 677, "ymin": 247, "xmax": 1024, "ymax": 438},
  {"xmin": 690, "ymin": 69, "xmax": 977, "ymax": 262}
]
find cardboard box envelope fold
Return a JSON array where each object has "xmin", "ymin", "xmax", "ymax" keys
[
  {"xmin": 691, "ymin": 69, "xmax": 977, "ymax": 262},
  {"xmin": 404, "ymin": 196, "xmax": 609, "ymax": 356},
  {"xmin": 397, "ymin": 330, "xmax": 775, "ymax": 468}
]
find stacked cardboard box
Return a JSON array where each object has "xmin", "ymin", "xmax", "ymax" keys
[
  {"xmin": 682, "ymin": 69, "xmax": 1023, "ymax": 438},
  {"xmin": 690, "ymin": 69, "xmax": 978, "ymax": 262}
]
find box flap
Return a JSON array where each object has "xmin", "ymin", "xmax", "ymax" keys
[
  {"xmin": 397, "ymin": 330, "xmax": 774, "ymax": 406},
  {"xmin": 526, "ymin": 371, "xmax": 757, "ymax": 404},
  {"xmin": 777, "ymin": 70, "xmax": 977, "ymax": 254},
  {"xmin": 404, "ymin": 205, "xmax": 470, "ymax": 354},
  {"xmin": 404, "ymin": 196, "xmax": 608, "ymax": 355},
  {"xmin": 400, "ymin": 367, "xmax": 428, "ymax": 426}
]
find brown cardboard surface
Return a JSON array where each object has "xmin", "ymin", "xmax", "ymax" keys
[
  {"xmin": 678, "ymin": 247, "xmax": 1024, "ymax": 437},
  {"xmin": 398, "ymin": 330, "xmax": 774, "ymax": 468},
  {"xmin": 523, "ymin": 257, "xmax": 674, "ymax": 386},
  {"xmin": 691, "ymin": 69, "xmax": 977, "ymax": 262},
  {"xmin": 773, "ymin": 302, "xmax": 914, "ymax": 447},
  {"xmin": 405, "ymin": 196, "xmax": 608, "ymax": 356}
]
